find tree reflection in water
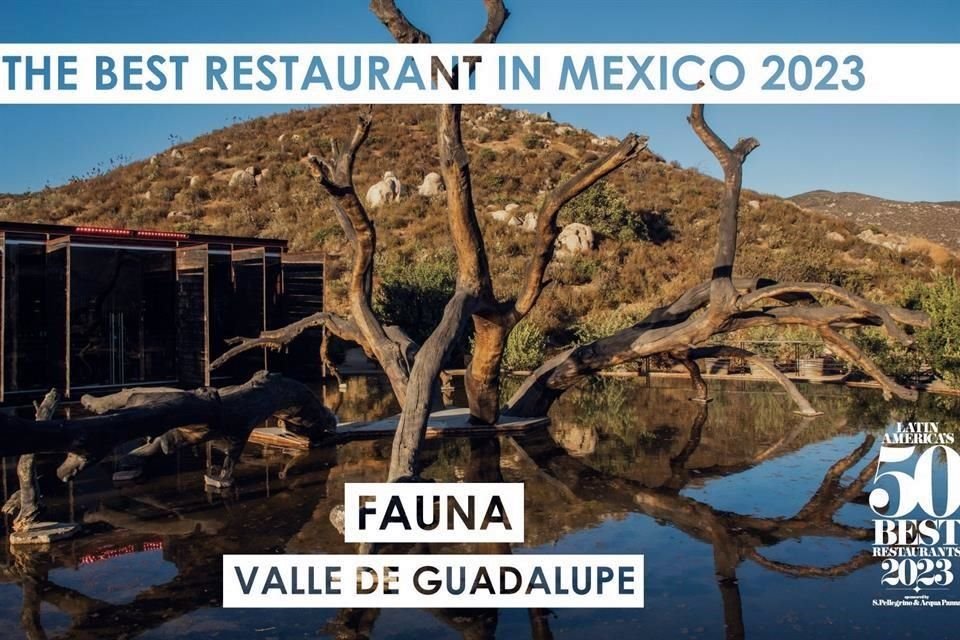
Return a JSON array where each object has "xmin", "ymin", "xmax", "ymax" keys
[{"xmin": 0, "ymin": 378, "xmax": 954, "ymax": 639}]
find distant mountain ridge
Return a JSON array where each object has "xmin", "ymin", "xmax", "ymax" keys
[{"xmin": 790, "ymin": 190, "xmax": 960, "ymax": 253}]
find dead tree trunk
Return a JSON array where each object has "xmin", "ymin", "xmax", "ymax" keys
[
  {"xmin": 2, "ymin": 389, "xmax": 61, "ymax": 531},
  {"xmin": 0, "ymin": 372, "xmax": 335, "ymax": 483},
  {"xmin": 370, "ymin": 0, "xmax": 646, "ymax": 479}
]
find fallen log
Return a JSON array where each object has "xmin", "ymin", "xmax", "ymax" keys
[{"xmin": 0, "ymin": 371, "xmax": 336, "ymax": 482}]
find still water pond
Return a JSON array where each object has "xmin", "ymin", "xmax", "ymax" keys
[{"xmin": 0, "ymin": 376, "xmax": 957, "ymax": 639}]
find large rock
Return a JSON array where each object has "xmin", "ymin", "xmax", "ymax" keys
[
  {"xmin": 857, "ymin": 228, "xmax": 907, "ymax": 253},
  {"xmin": 521, "ymin": 211, "xmax": 538, "ymax": 232},
  {"xmin": 591, "ymin": 136, "xmax": 618, "ymax": 147},
  {"xmin": 229, "ymin": 166, "xmax": 260, "ymax": 189},
  {"xmin": 505, "ymin": 203, "xmax": 520, "ymax": 213},
  {"xmin": 418, "ymin": 172, "xmax": 445, "ymax": 197},
  {"xmin": 277, "ymin": 133, "xmax": 303, "ymax": 152},
  {"xmin": 555, "ymin": 223, "xmax": 595, "ymax": 257},
  {"xmin": 366, "ymin": 171, "xmax": 402, "ymax": 208},
  {"xmin": 489, "ymin": 209, "xmax": 513, "ymax": 223},
  {"xmin": 826, "ymin": 231, "xmax": 846, "ymax": 243}
]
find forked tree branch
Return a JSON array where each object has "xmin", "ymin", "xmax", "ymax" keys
[
  {"xmin": 301, "ymin": 108, "xmax": 413, "ymax": 402},
  {"xmin": 513, "ymin": 134, "xmax": 648, "ymax": 318},
  {"xmin": 505, "ymin": 105, "xmax": 928, "ymax": 418},
  {"xmin": 466, "ymin": 133, "xmax": 646, "ymax": 424},
  {"xmin": 688, "ymin": 103, "xmax": 758, "ymax": 306}
]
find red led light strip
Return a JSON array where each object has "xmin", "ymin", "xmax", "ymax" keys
[
  {"xmin": 78, "ymin": 539, "xmax": 164, "ymax": 565},
  {"xmin": 74, "ymin": 225, "xmax": 133, "ymax": 237},
  {"xmin": 71, "ymin": 226, "xmax": 190, "ymax": 241},
  {"xmin": 137, "ymin": 230, "xmax": 190, "ymax": 240}
]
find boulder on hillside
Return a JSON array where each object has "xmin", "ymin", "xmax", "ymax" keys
[
  {"xmin": 555, "ymin": 223, "xmax": 595, "ymax": 257},
  {"xmin": 826, "ymin": 231, "xmax": 846, "ymax": 243},
  {"xmin": 857, "ymin": 228, "xmax": 907, "ymax": 253},
  {"xmin": 278, "ymin": 133, "xmax": 303, "ymax": 152},
  {"xmin": 591, "ymin": 136, "xmax": 617, "ymax": 147},
  {"xmin": 505, "ymin": 203, "xmax": 520, "ymax": 213},
  {"xmin": 229, "ymin": 166, "xmax": 260, "ymax": 189},
  {"xmin": 490, "ymin": 209, "xmax": 520, "ymax": 225},
  {"xmin": 418, "ymin": 172, "xmax": 445, "ymax": 197},
  {"xmin": 366, "ymin": 171, "xmax": 402, "ymax": 208},
  {"xmin": 521, "ymin": 211, "xmax": 538, "ymax": 232}
]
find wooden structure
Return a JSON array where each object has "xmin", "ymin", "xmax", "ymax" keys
[{"xmin": 0, "ymin": 222, "xmax": 324, "ymax": 403}]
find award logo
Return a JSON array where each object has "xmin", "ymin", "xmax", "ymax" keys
[{"xmin": 870, "ymin": 422, "xmax": 960, "ymax": 607}]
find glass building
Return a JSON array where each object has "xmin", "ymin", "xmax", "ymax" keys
[{"xmin": 0, "ymin": 222, "xmax": 324, "ymax": 404}]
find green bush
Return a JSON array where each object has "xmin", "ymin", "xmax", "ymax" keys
[
  {"xmin": 560, "ymin": 180, "xmax": 646, "ymax": 241},
  {"xmin": 905, "ymin": 274, "xmax": 960, "ymax": 387},
  {"xmin": 503, "ymin": 320, "xmax": 547, "ymax": 371},
  {"xmin": 855, "ymin": 274, "xmax": 960, "ymax": 388},
  {"xmin": 521, "ymin": 133, "xmax": 544, "ymax": 149},
  {"xmin": 374, "ymin": 251, "xmax": 457, "ymax": 346},
  {"xmin": 852, "ymin": 329, "xmax": 917, "ymax": 381}
]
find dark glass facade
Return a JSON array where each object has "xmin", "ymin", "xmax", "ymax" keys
[{"xmin": 0, "ymin": 223, "xmax": 322, "ymax": 404}]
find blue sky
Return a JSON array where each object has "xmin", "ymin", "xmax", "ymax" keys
[{"xmin": 1, "ymin": 0, "xmax": 958, "ymax": 201}]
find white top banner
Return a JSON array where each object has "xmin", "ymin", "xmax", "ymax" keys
[{"xmin": 0, "ymin": 43, "xmax": 956, "ymax": 104}]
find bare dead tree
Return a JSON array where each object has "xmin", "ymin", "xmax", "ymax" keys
[
  {"xmin": 504, "ymin": 103, "xmax": 928, "ymax": 418},
  {"xmin": 366, "ymin": 0, "xmax": 645, "ymax": 480},
  {"xmin": 212, "ymin": 5, "xmax": 924, "ymax": 482},
  {"xmin": 211, "ymin": 0, "xmax": 645, "ymax": 481}
]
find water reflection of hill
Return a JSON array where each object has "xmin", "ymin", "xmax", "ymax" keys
[
  {"xmin": 548, "ymin": 377, "xmax": 959, "ymax": 486},
  {"xmin": 549, "ymin": 379, "xmax": 854, "ymax": 486}
]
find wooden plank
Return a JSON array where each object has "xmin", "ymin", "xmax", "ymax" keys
[
  {"xmin": 248, "ymin": 426, "xmax": 311, "ymax": 450},
  {"xmin": 283, "ymin": 251, "xmax": 325, "ymax": 264},
  {"xmin": 335, "ymin": 407, "xmax": 550, "ymax": 440},
  {"xmin": 231, "ymin": 246, "xmax": 265, "ymax": 263},
  {"xmin": 45, "ymin": 237, "xmax": 70, "ymax": 396}
]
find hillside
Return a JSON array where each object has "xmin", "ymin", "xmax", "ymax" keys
[
  {"xmin": 0, "ymin": 105, "xmax": 955, "ymax": 343},
  {"xmin": 791, "ymin": 189, "xmax": 960, "ymax": 255}
]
